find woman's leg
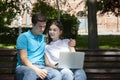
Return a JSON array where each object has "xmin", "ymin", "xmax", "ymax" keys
[
  {"xmin": 60, "ymin": 68, "xmax": 74, "ymax": 80},
  {"xmin": 74, "ymin": 69, "xmax": 87, "ymax": 80}
]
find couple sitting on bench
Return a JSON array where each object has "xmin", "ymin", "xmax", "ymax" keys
[{"xmin": 15, "ymin": 12, "xmax": 86, "ymax": 80}]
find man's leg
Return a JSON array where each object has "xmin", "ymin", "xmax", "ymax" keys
[
  {"xmin": 44, "ymin": 66, "xmax": 62, "ymax": 80},
  {"xmin": 16, "ymin": 66, "xmax": 38, "ymax": 80}
]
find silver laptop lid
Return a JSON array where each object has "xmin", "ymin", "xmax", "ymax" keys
[{"xmin": 58, "ymin": 52, "xmax": 85, "ymax": 69}]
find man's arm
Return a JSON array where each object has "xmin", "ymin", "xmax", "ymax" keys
[{"xmin": 19, "ymin": 49, "xmax": 48, "ymax": 79}]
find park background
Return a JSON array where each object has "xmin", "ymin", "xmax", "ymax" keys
[{"xmin": 0, "ymin": 0, "xmax": 120, "ymax": 49}]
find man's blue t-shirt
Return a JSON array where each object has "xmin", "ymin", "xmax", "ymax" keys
[{"xmin": 16, "ymin": 30, "xmax": 46, "ymax": 68}]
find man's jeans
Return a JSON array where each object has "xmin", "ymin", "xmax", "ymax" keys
[
  {"xmin": 16, "ymin": 65, "xmax": 62, "ymax": 80},
  {"xmin": 60, "ymin": 68, "xmax": 87, "ymax": 80}
]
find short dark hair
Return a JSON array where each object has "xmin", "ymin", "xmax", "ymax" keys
[{"xmin": 32, "ymin": 12, "xmax": 46, "ymax": 25}]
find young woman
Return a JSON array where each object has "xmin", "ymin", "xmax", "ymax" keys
[{"xmin": 44, "ymin": 20, "xmax": 87, "ymax": 80}]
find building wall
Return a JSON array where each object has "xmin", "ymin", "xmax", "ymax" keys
[
  {"xmin": 78, "ymin": 14, "xmax": 120, "ymax": 35},
  {"xmin": 10, "ymin": 0, "xmax": 120, "ymax": 35}
]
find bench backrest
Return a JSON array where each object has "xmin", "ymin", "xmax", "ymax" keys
[
  {"xmin": 0, "ymin": 49, "xmax": 120, "ymax": 80},
  {"xmin": 79, "ymin": 50, "xmax": 120, "ymax": 80},
  {"xmin": 0, "ymin": 49, "xmax": 17, "ymax": 80}
]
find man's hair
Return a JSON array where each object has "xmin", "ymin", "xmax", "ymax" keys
[{"xmin": 32, "ymin": 12, "xmax": 46, "ymax": 25}]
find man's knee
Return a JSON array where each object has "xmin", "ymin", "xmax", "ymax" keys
[{"xmin": 16, "ymin": 66, "xmax": 37, "ymax": 79}]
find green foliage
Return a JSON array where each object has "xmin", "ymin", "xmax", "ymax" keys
[
  {"xmin": 0, "ymin": 27, "xmax": 18, "ymax": 45},
  {"xmin": 97, "ymin": 0, "xmax": 120, "ymax": 16},
  {"xmin": 32, "ymin": 0, "xmax": 79, "ymax": 39},
  {"xmin": 0, "ymin": 0, "xmax": 20, "ymax": 27},
  {"xmin": 32, "ymin": 0, "xmax": 58, "ymax": 19},
  {"xmin": 76, "ymin": 35, "xmax": 88, "ymax": 49},
  {"xmin": 0, "ymin": 27, "xmax": 30, "ymax": 45},
  {"xmin": 85, "ymin": 0, "xmax": 120, "ymax": 16},
  {"xmin": 60, "ymin": 14, "xmax": 79, "ymax": 39}
]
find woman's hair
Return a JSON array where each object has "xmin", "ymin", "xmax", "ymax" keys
[{"xmin": 46, "ymin": 20, "xmax": 64, "ymax": 43}]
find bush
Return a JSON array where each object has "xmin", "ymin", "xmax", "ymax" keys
[{"xmin": 0, "ymin": 27, "xmax": 30, "ymax": 45}]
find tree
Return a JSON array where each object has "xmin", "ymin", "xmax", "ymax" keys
[
  {"xmin": 86, "ymin": 0, "xmax": 120, "ymax": 49},
  {"xmin": 56, "ymin": 0, "xmax": 60, "ymax": 21},
  {"xmin": 32, "ymin": 0, "xmax": 79, "ymax": 39},
  {"xmin": 0, "ymin": 0, "xmax": 20, "ymax": 27},
  {"xmin": 87, "ymin": 0, "xmax": 98, "ymax": 49}
]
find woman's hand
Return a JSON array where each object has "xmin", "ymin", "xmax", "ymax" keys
[{"xmin": 68, "ymin": 39, "xmax": 76, "ymax": 47}]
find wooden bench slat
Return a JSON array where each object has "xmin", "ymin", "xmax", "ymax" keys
[
  {"xmin": 85, "ymin": 53, "xmax": 120, "ymax": 55},
  {"xmin": 0, "ymin": 75, "xmax": 15, "ymax": 80},
  {"xmin": 0, "ymin": 68, "xmax": 15, "ymax": 74},
  {"xmin": 0, "ymin": 57, "xmax": 16, "ymax": 62},
  {"xmin": 0, "ymin": 64, "xmax": 16, "ymax": 68},
  {"xmin": 85, "ymin": 57, "xmax": 120, "ymax": 61},
  {"xmin": 87, "ymin": 78, "xmax": 120, "ymax": 80},
  {"xmin": 85, "ymin": 69, "xmax": 120, "ymax": 73},
  {"xmin": 87, "ymin": 74, "xmax": 120, "ymax": 80},
  {"xmin": 76, "ymin": 49, "xmax": 120, "ymax": 52},
  {"xmin": 87, "ymin": 73, "xmax": 120, "ymax": 78},
  {"xmin": 0, "ymin": 49, "xmax": 17, "ymax": 56},
  {"xmin": 84, "ymin": 63, "xmax": 120, "ymax": 68}
]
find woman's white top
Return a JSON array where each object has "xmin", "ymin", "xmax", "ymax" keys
[{"xmin": 45, "ymin": 39, "xmax": 70, "ymax": 65}]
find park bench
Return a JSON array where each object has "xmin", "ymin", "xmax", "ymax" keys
[
  {"xmin": 0, "ymin": 49, "xmax": 17, "ymax": 80},
  {"xmin": 0, "ymin": 49, "xmax": 120, "ymax": 80},
  {"xmin": 77, "ymin": 49, "xmax": 120, "ymax": 80}
]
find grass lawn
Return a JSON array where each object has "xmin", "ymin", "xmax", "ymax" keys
[
  {"xmin": 76, "ymin": 35, "xmax": 120, "ymax": 50},
  {"xmin": 0, "ymin": 44, "xmax": 15, "ymax": 49}
]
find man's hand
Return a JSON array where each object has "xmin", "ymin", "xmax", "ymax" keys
[
  {"xmin": 36, "ymin": 69, "xmax": 48, "ymax": 79},
  {"xmin": 68, "ymin": 39, "xmax": 76, "ymax": 47}
]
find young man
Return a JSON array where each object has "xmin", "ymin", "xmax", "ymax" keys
[{"xmin": 15, "ymin": 13, "xmax": 62, "ymax": 80}]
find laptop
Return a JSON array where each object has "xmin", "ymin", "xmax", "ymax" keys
[{"xmin": 58, "ymin": 52, "xmax": 85, "ymax": 69}]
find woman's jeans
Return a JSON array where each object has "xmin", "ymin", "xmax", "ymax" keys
[
  {"xmin": 16, "ymin": 65, "xmax": 62, "ymax": 80},
  {"xmin": 60, "ymin": 68, "xmax": 87, "ymax": 80}
]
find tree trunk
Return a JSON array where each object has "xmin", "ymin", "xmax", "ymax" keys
[
  {"xmin": 56, "ymin": 0, "xmax": 60, "ymax": 21},
  {"xmin": 87, "ymin": 0, "xmax": 98, "ymax": 49}
]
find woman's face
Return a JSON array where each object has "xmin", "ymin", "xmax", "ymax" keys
[{"xmin": 49, "ymin": 24, "xmax": 62, "ymax": 41}]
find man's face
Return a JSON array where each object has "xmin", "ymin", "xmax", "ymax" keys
[{"xmin": 33, "ymin": 21, "xmax": 46, "ymax": 35}]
